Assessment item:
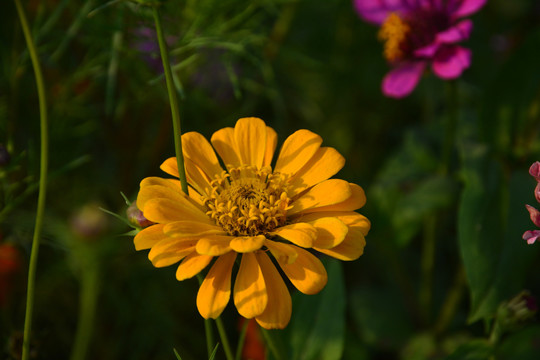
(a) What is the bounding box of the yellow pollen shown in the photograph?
[378,12,410,62]
[202,165,290,236]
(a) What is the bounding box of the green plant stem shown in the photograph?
[70,259,100,360]
[442,81,458,175]
[420,214,436,325]
[261,328,282,360]
[434,265,466,334]
[152,6,188,195]
[14,0,49,359]
[234,319,249,360]
[215,317,234,360]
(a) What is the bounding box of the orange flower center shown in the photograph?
[378,12,410,62]
[203,165,290,236]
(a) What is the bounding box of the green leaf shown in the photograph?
[444,340,493,360]
[496,325,540,360]
[467,170,540,321]
[458,144,506,322]
[173,348,182,360]
[288,258,345,360]
[392,175,458,245]
[208,343,219,360]
[349,287,413,349]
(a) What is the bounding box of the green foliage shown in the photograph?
[2,0,540,359]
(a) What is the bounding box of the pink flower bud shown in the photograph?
[127,201,153,228]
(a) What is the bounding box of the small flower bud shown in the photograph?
[127,201,153,228]
[497,291,537,331]
[0,144,10,167]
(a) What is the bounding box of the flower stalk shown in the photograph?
[13,0,49,359]
[216,317,234,360]
[152,5,189,195]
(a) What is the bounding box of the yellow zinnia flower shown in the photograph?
[134,117,370,329]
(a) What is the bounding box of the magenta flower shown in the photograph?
[353,0,486,98]
[523,161,540,245]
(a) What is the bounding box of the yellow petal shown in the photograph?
[149,245,196,268]
[289,147,345,194]
[314,228,366,261]
[176,253,214,281]
[142,197,211,224]
[254,251,292,329]
[184,157,213,196]
[269,223,317,248]
[148,237,199,257]
[196,235,233,256]
[263,126,277,167]
[277,246,328,295]
[140,176,182,190]
[160,157,180,177]
[305,183,366,213]
[163,221,225,237]
[182,131,223,178]
[197,251,237,319]
[234,252,268,318]
[307,217,348,249]
[230,235,266,253]
[211,127,241,169]
[296,211,371,236]
[264,240,298,265]
[137,182,184,211]
[134,224,167,250]
[274,129,322,176]
[234,117,267,168]
[288,179,351,215]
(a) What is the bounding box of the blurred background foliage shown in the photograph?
[1,0,540,359]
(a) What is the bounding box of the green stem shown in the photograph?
[152,6,188,195]
[420,214,436,325]
[215,317,234,360]
[260,328,282,360]
[442,81,458,175]
[434,265,466,334]
[70,260,100,360]
[14,0,49,359]
[234,319,249,360]
[105,11,123,118]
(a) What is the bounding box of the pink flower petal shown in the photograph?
[526,204,540,228]
[449,0,487,18]
[382,61,426,98]
[432,45,471,79]
[414,20,473,58]
[535,183,540,204]
[529,162,540,180]
[353,0,406,25]
[436,19,473,44]
[523,230,540,245]
[415,42,440,58]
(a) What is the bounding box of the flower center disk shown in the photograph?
[378,12,410,62]
[203,165,290,236]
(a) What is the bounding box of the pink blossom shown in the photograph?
[523,162,540,244]
[354,0,486,98]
